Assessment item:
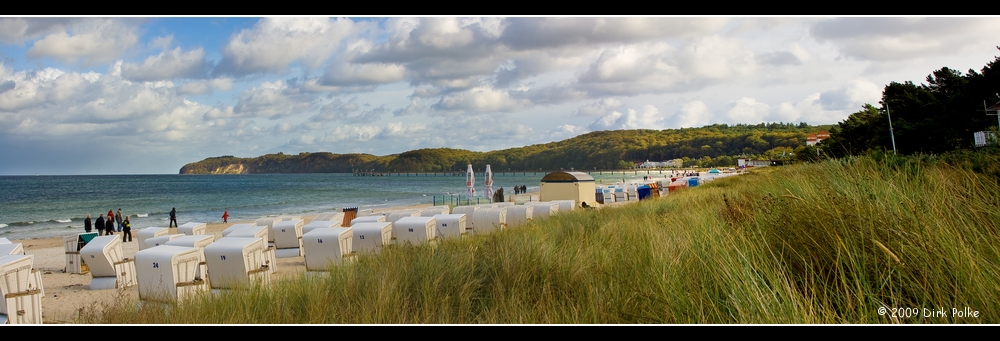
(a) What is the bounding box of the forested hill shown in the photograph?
[179,123,831,174]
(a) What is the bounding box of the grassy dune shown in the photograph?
[81,153,1000,324]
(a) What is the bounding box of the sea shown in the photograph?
[0,171,666,241]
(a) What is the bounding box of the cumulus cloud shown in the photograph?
[669,101,716,129]
[499,17,727,50]
[434,86,530,113]
[577,36,756,96]
[810,18,1000,62]
[816,79,882,111]
[321,62,406,86]
[121,47,210,81]
[312,100,388,124]
[26,19,138,66]
[232,80,316,119]
[725,97,771,123]
[575,98,624,117]
[586,105,664,131]
[0,18,76,44]
[216,17,361,76]
[176,78,233,96]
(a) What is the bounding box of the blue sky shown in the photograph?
[1,17,998,175]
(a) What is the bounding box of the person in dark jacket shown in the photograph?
[116,208,123,232]
[105,215,114,235]
[95,214,105,236]
[121,216,132,242]
[84,215,92,233]
[169,207,178,228]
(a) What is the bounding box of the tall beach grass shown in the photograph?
[79,153,1000,323]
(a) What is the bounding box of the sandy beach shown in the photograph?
[11,201,441,324]
[10,182,670,324]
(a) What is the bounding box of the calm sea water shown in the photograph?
[0,171,661,241]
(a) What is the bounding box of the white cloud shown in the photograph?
[670,101,716,128]
[810,18,1000,62]
[434,86,529,113]
[499,17,728,50]
[587,105,664,131]
[0,18,75,44]
[121,47,209,81]
[217,17,361,76]
[575,98,624,117]
[177,78,233,96]
[817,79,882,111]
[26,19,138,66]
[233,80,315,119]
[725,97,771,124]
[321,62,406,86]
[577,36,756,96]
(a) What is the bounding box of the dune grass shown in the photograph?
[78,152,1000,324]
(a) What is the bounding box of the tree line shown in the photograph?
[819,48,1000,159]
[179,122,830,174]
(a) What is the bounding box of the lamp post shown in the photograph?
[886,103,898,155]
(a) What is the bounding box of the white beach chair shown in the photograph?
[221,223,256,237]
[313,212,344,222]
[164,235,216,282]
[432,214,467,240]
[227,226,276,274]
[272,219,305,258]
[137,227,170,250]
[472,207,507,235]
[134,245,208,303]
[177,222,207,236]
[505,205,534,228]
[63,232,99,274]
[203,237,270,289]
[144,234,185,249]
[302,220,338,235]
[351,222,392,254]
[302,228,353,271]
[393,217,436,245]
[450,206,480,234]
[420,206,450,217]
[79,236,137,290]
[350,215,386,226]
[0,254,43,324]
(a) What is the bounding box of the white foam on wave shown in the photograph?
[56,219,72,223]
[0,224,7,229]
[136,213,148,218]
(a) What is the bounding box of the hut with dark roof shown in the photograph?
[539,171,596,206]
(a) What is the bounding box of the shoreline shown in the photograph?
[12,201,439,324]
[10,173,683,324]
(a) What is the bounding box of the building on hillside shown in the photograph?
[974,131,997,147]
[737,158,778,168]
[806,129,830,146]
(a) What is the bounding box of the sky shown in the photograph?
[1,16,998,175]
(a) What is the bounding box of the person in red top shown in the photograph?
[222,210,229,223]
[107,210,114,225]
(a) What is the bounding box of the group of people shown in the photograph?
[83,208,133,242]
[512,185,528,195]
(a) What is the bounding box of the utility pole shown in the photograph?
[886,103,897,155]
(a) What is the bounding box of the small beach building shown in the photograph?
[539,171,597,207]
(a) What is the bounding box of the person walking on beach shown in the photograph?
[108,209,114,227]
[121,216,132,242]
[105,215,115,235]
[169,207,178,228]
[222,210,229,223]
[84,215,93,233]
[95,214,105,236]
[115,208,123,232]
